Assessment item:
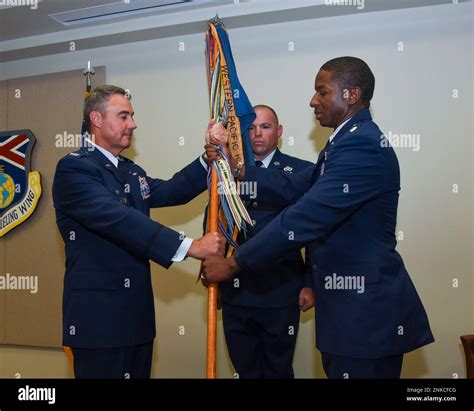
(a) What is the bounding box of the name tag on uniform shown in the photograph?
[138,176,151,200]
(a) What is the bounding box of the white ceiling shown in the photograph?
[0,0,471,62]
[0,0,232,41]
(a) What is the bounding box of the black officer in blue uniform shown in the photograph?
[203,57,434,378]
[53,85,223,378]
[219,105,314,378]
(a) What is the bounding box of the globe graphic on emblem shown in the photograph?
[0,173,15,209]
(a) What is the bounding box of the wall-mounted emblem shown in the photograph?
[0,130,42,237]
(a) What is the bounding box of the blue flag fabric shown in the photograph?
[214,22,255,167]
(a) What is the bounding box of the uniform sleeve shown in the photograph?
[303,248,313,288]
[146,157,208,208]
[53,156,182,268]
[240,164,314,208]
[235,137,386,273]
[297,161,315,288]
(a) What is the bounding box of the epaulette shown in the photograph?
[348,122,361,134]
[118,156,134,163]
[68,150,86,158]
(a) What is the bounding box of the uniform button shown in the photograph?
[312,265,317,271]
[120,198,128,205]
[115,189,120,194]
[252,202,258,208]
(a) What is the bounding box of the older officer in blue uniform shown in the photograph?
[53,85,223,378]
[203,57,434,378]
[219,105,314,378]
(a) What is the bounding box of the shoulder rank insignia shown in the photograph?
[283,166,293,172]
[119,156,133,164]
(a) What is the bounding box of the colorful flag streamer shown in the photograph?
[205,17,255,248]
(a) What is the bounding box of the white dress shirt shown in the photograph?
[328,117,352,144]
[257,148,276,168]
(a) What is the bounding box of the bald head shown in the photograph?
[253,105,279,125]
[249,105,283,161]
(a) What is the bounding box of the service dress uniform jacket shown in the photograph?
[235,109,434,359]
[53,147,207,348]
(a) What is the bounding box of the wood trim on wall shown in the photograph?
[0,80,7,344]
[2,67,105,348]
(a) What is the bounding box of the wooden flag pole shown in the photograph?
[206,166,219,378]
[205,18,251,379]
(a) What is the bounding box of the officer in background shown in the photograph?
[53,85,224,378]
[219,105,314,378]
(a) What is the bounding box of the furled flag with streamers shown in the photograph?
[205,17,255,249]
[203,17,256,378]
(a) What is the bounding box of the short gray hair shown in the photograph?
[83,85,131,124]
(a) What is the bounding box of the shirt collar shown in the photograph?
[86,138,119,168]
[328,117,352,143]
[257,148,277,169]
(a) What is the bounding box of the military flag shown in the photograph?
[204,17,255,378]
